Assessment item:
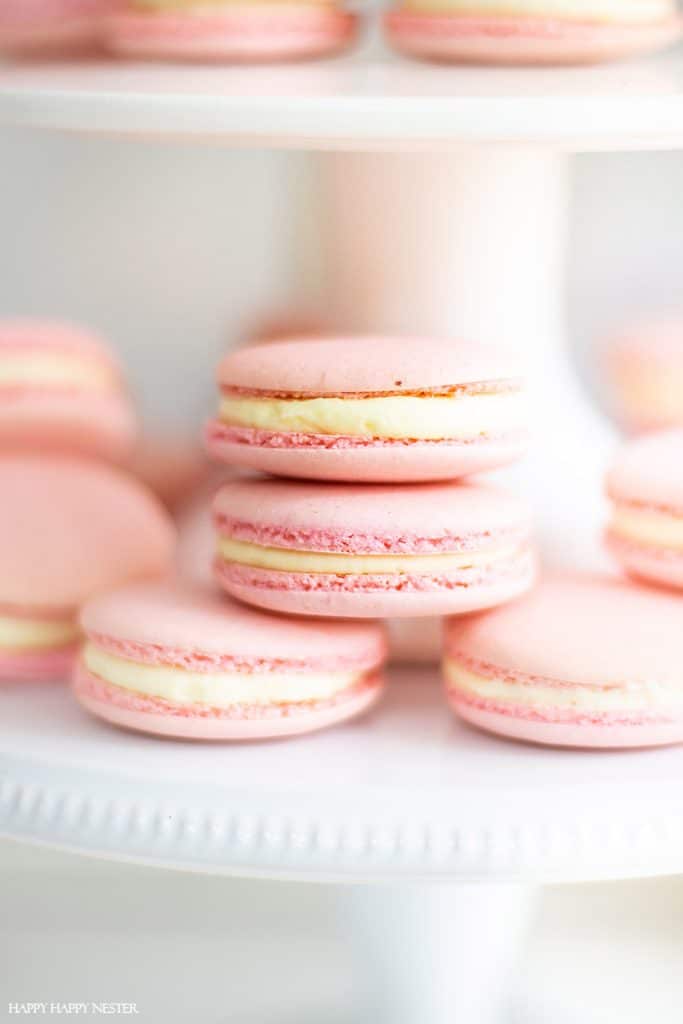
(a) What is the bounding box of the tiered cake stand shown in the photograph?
[3,43,683,1022]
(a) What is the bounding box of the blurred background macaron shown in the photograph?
[0,320,137,464]
[0,455,175,682]
[604,317,683,434]
[606,429,683,591]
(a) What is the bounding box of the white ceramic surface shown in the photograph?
[3,667,683,883]
[2,48,683,149]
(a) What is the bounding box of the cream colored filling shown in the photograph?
[84,643,361,707]
[610,505,683,552]
[615,369,683,422]
[444,659,683,711]
[0,355,115,392]
[220,390,525,443]
[0,614,78,652]
[218,536,519,574]
[399,0,674,22]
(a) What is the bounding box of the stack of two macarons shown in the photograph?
[0,320,176,684]
[440,429,683,751]
[75,334,538,741]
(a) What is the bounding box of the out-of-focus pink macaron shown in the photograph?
[0,455,175,682]
[213,476,536,618]
[105,0,358,62]
[606,429,683,590]
[0,0,110,55]
[74,581,387,740]
[604,318,683,434]
[445,574,683,748]
[207,336,528,483]
[0,321,137,463]
[384,0,682,65]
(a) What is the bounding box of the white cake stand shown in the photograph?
[3,45,683,1022]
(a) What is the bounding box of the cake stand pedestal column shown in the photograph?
[341,881,536,1024]
[319,148,616,569]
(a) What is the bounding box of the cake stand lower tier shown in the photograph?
[4,668,683,1021]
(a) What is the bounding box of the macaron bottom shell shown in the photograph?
[73,663,383,740]
[105,6,357,62]
[448,689,683,749]
[0,644,78,683]
[206,423,528,483]
[383,12,683,65]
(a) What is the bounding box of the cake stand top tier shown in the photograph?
[4,668,683,882]
[2,47,683,150]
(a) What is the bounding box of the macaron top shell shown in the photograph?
[0,456,175,613]
[214,477,532,552]
[82,582,386,668]
[447,575,683,688]
[217,337,520,395]
[607,429,683,511]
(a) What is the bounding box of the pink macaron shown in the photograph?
[606,429,683,590]
[0,0,110,55]
[604,318,683,434]
[213,476,536,618]
[445,574,683,748]
[105,2,357,62]
[0,455,175,682]
[206,336,528,483]
[73,582,387,740]
[384,5,682,65]
[0,321,137,463]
